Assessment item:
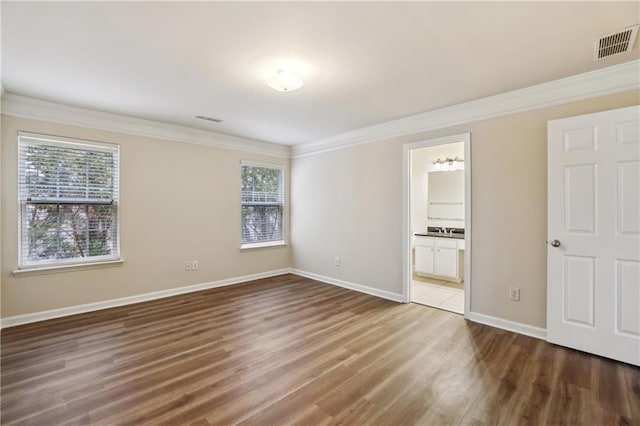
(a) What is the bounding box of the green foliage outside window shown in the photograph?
[241,165,283,244]
[19,136,119,266]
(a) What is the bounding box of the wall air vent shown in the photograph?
[593,25,639,60]
[195,115,223,123]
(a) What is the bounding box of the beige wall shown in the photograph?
[1,115,291,317]
[0,104,3,320]
[2,90,638,326]
[291,90,640,329]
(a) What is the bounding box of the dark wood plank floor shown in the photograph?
[1,274,638,425]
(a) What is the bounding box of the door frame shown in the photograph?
[402,133,472,317]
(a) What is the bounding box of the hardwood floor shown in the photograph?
[1,274,638,425]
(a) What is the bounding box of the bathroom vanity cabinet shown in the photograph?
[414,235,465,282]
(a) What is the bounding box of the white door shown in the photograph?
[547,105,640,366]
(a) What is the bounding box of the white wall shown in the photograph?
[291,90,639,328]
[410,142,464,232]
[291,142,403,294]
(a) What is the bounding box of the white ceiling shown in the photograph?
[2,2,639,146]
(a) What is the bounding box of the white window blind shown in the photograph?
[17,132,120,268]
[241,163,284,246]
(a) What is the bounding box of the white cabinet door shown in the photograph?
[435,247,458,278]
[415,245,434,275]
[548,105,640,366]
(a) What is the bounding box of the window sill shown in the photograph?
[240,241,287,251]
[13,259,124,277]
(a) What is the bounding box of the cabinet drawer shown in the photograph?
[414,236,435,247]
[435,238,458,249]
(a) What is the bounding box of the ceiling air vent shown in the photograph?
[195,115,223,123]
[593,25,639,60]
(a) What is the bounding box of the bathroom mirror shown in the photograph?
[427,170,464,221]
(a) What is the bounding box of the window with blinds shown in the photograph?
[17,132,120,268]
[241,162,284,247]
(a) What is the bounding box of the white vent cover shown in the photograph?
[195,115,223,123]
[593,25,639,60]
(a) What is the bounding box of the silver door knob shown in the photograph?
[550,239,561,247]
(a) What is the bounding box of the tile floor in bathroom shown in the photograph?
[411,274,464,314]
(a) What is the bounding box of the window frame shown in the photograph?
[16,131,121,270]
[240,161,286,250]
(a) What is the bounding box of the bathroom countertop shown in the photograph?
[414,232,465,239]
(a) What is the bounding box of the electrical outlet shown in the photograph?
[185,262,192,272]
[192,260,199,271]
[509,287,520,301]
[335,256,341,266]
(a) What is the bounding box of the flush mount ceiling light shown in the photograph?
[267,69,304,92]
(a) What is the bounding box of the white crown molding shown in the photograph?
[1,93,291,158]
[0,268,293,329]
[292,60,640,158]
[4,61,638,160]
[291,268,404,303]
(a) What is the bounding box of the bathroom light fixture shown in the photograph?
[267,69,304,92]
[433,157,464,171]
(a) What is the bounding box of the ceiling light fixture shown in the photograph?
[267,69,304,92]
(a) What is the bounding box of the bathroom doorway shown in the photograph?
[402,133,471,316]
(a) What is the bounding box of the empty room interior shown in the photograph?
[1,2,640,425]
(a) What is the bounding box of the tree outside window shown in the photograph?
[241,164,284,246]
[18,133,120,268]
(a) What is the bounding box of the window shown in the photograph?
[17,132,120,268]
[241,162,284,248]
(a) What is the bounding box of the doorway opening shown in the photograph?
[402,133,471,316]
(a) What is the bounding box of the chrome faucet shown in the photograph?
[440,226,447,234]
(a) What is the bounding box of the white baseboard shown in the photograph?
[466,311,547,340]
[291,269,404,303]
[1,267,546,344]
[0,268,292,329]
[287,271,547,342]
